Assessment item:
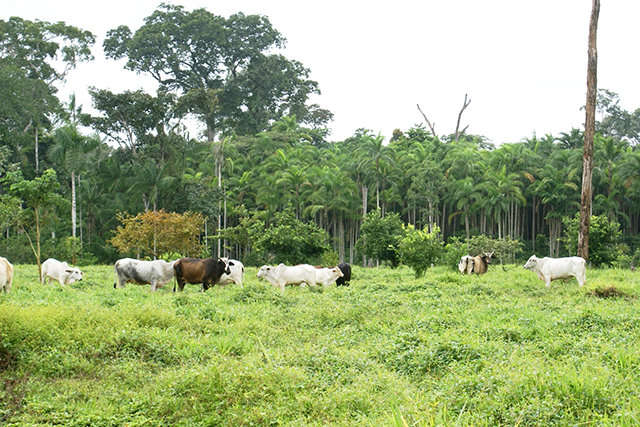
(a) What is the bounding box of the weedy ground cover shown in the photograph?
[1,264,639,425]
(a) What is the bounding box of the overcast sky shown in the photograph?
[4,1,640,144]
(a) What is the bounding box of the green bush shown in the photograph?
[563,213,623,267]
[398,225,443,277]
[254,207,329,264]
[357,209,404,267]
[441,236,469,270]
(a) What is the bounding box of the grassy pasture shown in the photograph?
[1,264,640,426]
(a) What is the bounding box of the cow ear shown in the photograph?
[65,269,73,273]
[229,261,235,266]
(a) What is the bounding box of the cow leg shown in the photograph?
[545,278,551,288]
[150,281,157,292]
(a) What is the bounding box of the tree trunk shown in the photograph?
[464,207,470,241]
[35,125,39,172]
[578,0,600,261]
[71,170,77,265]
[71,171,77,238]
[36,208,42,282]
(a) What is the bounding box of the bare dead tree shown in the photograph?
[454,94,471,142]
[416,103,437,137]
[578,0,600,261]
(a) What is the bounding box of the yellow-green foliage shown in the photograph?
[1,264,640,425]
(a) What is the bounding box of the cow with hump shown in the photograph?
[524,255,586,288]
[314,266,344,286]
[218,257,245,288]
[257,263,317,293]
[41,258,83,285]
[114,258,176,291]
[0,256,13,293]
[173,257,231,292]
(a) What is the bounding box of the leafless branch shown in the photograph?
[454,94,471,142]
[416,103,436,137]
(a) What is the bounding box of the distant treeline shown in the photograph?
[1,8,639,265]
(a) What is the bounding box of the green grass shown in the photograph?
[1,264,640,425]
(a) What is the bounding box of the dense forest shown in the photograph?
[2,4,640,267]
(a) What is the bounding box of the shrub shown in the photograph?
[254,207,329,264]
[357,209,404,267]
[398,225,443,278]
[563,213,623,267]
[441,236,469,270]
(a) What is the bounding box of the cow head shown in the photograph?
[218,257,231,276]
[65,268,83,284]
[483,252,494,264]
[257,265,270,278]
[330,267,344,278]
[523,255,538,270]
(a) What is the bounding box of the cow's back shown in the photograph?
[42,258,65,275]
[543,256,586,277]
[280,264,315,286]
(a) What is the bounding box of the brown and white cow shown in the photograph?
[470,252,493,275]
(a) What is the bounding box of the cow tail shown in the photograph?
[173,261,181,292]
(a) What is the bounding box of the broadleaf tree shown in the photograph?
[109,210,205,259]
[103,4,330,140]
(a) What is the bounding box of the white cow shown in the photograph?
[257,263,316,293]
[458,255,474,274]
[314,266,344,286]
[114,258,176,291]
[523,255,587,288]
[218,257,245,287]
[0,257,13,293]
[41,258,83,285]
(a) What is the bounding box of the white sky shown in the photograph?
[4,1,639,144]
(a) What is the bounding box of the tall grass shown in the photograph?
[1,264,639,425]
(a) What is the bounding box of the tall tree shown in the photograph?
[0,17,94,172]
[578,0,600,261]
[48,124,100,261]
[103,4,329,141]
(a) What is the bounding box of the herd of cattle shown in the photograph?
[0,251,587,294]
[0,255,353,294]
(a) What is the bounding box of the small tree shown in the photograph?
[398,224,443,278]
[358,209,404,267]
[110,210,205,259]
[254,208,329,265]
[4,169,61,281]
[564,213,621,267]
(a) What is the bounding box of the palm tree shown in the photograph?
[48,124,100,262]
[126,158,173,212]
[452,177,476,241]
